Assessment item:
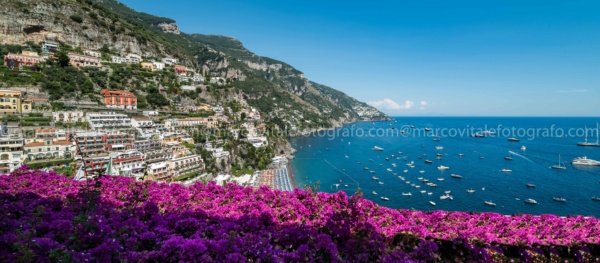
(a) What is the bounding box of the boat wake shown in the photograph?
[508,151,534,164]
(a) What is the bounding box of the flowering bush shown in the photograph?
[0,166,598,262]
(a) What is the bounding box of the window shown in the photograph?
[56,147,59,150]
[27,149,31,153]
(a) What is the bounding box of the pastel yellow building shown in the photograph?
[0,90,24,115]
[141,62,156,71]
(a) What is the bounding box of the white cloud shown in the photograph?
[420,101,428,110]
[368,99,414,110]
[553,89,588,93]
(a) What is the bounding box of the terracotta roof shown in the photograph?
[36,128,56,133]
[52,140,73,145]
[24,142,44,147]
[101,89,135,97]
[24,98,49,102]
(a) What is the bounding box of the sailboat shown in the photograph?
[577,123,600,147]
[550,154,567,170]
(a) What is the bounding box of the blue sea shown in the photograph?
[290,117,600,217]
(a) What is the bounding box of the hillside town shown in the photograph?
[1,42,293,191]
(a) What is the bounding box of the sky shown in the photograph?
[119,0,600,116]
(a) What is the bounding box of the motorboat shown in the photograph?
[432,137,441,142]
[424,127,432,132]
[501,169,512,173]
[437,178,444,181]
[484,201,496,206]
[444,190,451,194]
[526,183,535,188]
[425,160,433,164]
[364,167,369,170]
[428,183,437,187]
[504,156,513,160]
[472,133,485,138]
[417,177,424,180]
[372,191,377,195]
[524,199,538,204]
[386,168,393,172]
[521,146,526,151]
[370,171,376,174]
[550,154,566,170]
[422,179,429,183]
[380,197,390,201]
[507,137,520,142]
[483,130,496,135]
[572,156,600,166]
[429,201,436,206]
[458,153,464,157]
[372,176,379,180]
[419,170,425,174]
[435,146,444,150]
[450,174,462,178]
[440,195,449,200]
[552,197,566,202]
[372,146,384,151]
[436,157,442,160]
[420,190,426,194]
[379,182,384,185]
[466,189,475,193]
[592,197,600,201]
[402,192,412,196]
[437,165,450,170]
[415,185,421,188]
[428,192,433,195]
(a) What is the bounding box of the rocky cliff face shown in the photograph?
[158,22,180,35]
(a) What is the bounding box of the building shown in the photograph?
[142,110,159,117]
[22,98,49,112]
[0,135,24,174]
[110,150,145,179]
[131,117,154,128]
[152,62,165,71]
[85,112,132,131]
[74,132,106,156]
[68,53,102,68]
[41,41,59,57]
[78,155,110,175]
[24,140,73,161]
[169,155,204,179]
[164,117,218,130]
[126,53,142,64]
[147,161,170,182]
[0,90,24,115]
[84,50,101,58]
[4,51,44,68]
[181,85,196,91]
[141,62,156,71]
[111,55,126,64]
[104,132,135,151]
[101,89,137,110]
[174,65,187,75]
[161,57,178,65]
[134,139,161,152]
[53,111,85,123]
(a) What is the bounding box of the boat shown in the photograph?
[402,192,412,196]
[410,125,415,129]
[526,183,535,188]
[370,171,376,174]
[344,185,349,188]
[507,137,520,142]
[415,185,421,189]
[364,167,369,170]
[420,190,426,194]
[372,191,377,195]
[444,190,451,194]
[381,197,389,201]
[472,133,485,138]
[424,128,432,132]
[437,178,444,181]
[483,130,496,135]
[521,146,526,151]
[450,174,462,178]
[504,156,513,160]
[419,170,425,174]
[432,137,441,142]
[439,195,449,200]
[422,179,429,183]
[385,158,389,161]
[372,146,384,151]
[437,165,450,170]
[325,148,329,151]
[428,192,433,195]
[550,154,567,170]
[466,189,475,193]
[572,156,600,166]
[552,197,566,202]
[458,153,464,157]
[417,177,424,180]
[501,169,512,173]
[577,123,600,147]
[424,160,433,164]
[524,199,538,204]
[386,168,393,172]
[357,162,362,164]
[435,146,444,150]
[479,156,485,159]
[592,197,600,201]
[428,183,437,187]
[379,182,384,185]
[484,201,496,206]
[391,163,397,167]
[436,156,442,160]
[429,201,436,206]
[372,176,379,180]
[406,181,410,184]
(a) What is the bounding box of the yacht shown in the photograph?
[420,190,426,194]
[577,123,600,147]
[592,197,600,201]
[444,190,451,194]
[379,182,384,185]
[466,189,475,193]
[552,197,566,202]
[501,169,512,173]
[484,201,496,206]
[572,156,600,166]
[472,133,485,138]
[372,191,377,195]
[424,160,433,164]
[419,170,425,174]
[437,165,450,170]
[435,146,444,150]
[380,197,390,201]
[440,195,449,200]
[450,174,462,178]
[424,127,432,132]
[402,192,412,196]
[428,192,433,195]
[372,146,384,151]
[429,201,436,206]
[372,176,379,180]
[507,137,520,142]
[386,168,393,172]
[550,154,567,170]
[526,183,535,188]
[364,167,369,170]
[504,156,513,160]
[524,199,538,204]
[437,178,445,181]
[458,153,464,157]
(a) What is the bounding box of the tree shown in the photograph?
[56,51,70,67]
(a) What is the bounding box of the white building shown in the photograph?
[161,57,178,65]
[181,85,196,91]
[0,135,24,174]
[169,154,204,179]
[84,50,101,58]
[126,53,142,64]
[53,111,85,123]
[111,55,126,64]
[142,110,159,117]
[152,62,165,71]
[148,161,170,182]
[86,112,132,131]
[192,75,204,83]
[131,117,154,128]
[110,150,146,179]
[24,140,74,161]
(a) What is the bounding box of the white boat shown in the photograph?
[415,185,421,189]
[391,163,397,167]
[428,192,433,195]
[521,146,526,151]
[501,169,512,173]
[381,197,390,201]
[417,177,424,180]
[386,168,393,172]
[440,195,449,200]
[435,146,444,150]
[372,176,379,180]
[524,198,538,204]
[507,137,520,142]
[484,201,496,206]
[437,165,450,170]
[411,183,415,187]
[444,190,451,194]
[372,191,377,195]
[577,123,600,147]
[379,182,384,185]
[572,156,600,166]
[437,178,445,181]
[550,154,566,170]
[372,146,384,151]
[402,192,412,196]
[429,201,436,206]
[420,190,426,194]
[466,189,475,193]
[552,197,566,202]
[419,170,425,174]
[458,153,464,157]
[403,170,408,173]
[450,174,462,178]
[428,183,437,187]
